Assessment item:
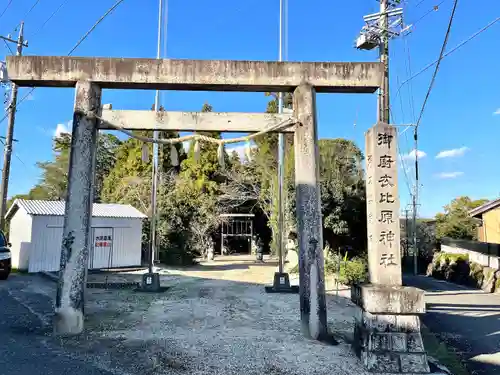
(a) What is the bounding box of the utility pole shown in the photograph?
[150,0,163,273]
[379,0,390,123]
[265,0,297,294]
[356,1,405,123]
[277,0,285,273]
[404,208,409,252]
[412,129,419,275]
[0,23,27,231]
[141,0,165,292]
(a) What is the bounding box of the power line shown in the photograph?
[68,0,126,55]
[30,0,72,39]
[389,106,414,196]
[0,0,127,126]
[415,0,458,128]
[0,138,26,168]
[9,0,43,35]
[2,39,14,55]
[397,15,499,107]
[22,0,42,20]
[410,0,446,29]
[0,0,14,21]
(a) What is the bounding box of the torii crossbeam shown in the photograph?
[6,55,383,338]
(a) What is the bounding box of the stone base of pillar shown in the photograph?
[264,272,299,294]
[53,307,84,336]
[351,284,430,374]
[139,272,163,292]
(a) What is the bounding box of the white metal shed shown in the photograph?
[6,199,147,273]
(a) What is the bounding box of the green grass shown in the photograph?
[421,324,470,375]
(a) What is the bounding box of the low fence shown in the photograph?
[440,237,500,269]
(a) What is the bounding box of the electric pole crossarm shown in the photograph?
[0,35,28,47]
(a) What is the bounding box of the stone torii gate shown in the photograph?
[6,56,383,340]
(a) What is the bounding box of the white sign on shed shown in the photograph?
[6,199,147,273]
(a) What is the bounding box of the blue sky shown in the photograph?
[0,0,499,218]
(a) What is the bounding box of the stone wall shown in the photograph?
[426,252,500,293]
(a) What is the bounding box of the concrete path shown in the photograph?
[0,275,117,375]
[404,275,500,375]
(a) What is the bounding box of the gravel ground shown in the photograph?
[67,256,361,375]
[8,257,364,375]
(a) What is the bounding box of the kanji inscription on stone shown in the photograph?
[379,253,397,267]
[365,122,402,286]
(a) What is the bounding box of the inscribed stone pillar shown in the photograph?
[293,84,328,340]
[54,81,101,336]
[365,122,402,286]
[351,122,429,374]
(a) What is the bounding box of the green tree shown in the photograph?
[101,105,183,205]
[319,139,366,255]
[246,92,295,253]
[31,132,121,201]
[180,103,226,194]
[435,196,488,240]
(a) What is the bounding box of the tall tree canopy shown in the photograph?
[11,95,372,265]
[319,139,366,255]
[435,196,488,240]
[180,103,225,194]
[28,132,121,202]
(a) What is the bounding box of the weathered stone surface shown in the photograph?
[391,333,407,352]
[396,315,421,333]
[6,55,383,93]
[293,84,327,340]
[495,270,500,293]
[365,123,402,286]
[54,81,101,336]
[481,266,496,293]
[400,353,430,373]
[352,284,426,314]
[353,308,430,373]
[367,353,400,372]
[407,333,425,353]
[370,333,391,351]
[100,109,296,133]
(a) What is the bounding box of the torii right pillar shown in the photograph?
[352,122,430,374]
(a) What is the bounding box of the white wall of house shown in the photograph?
[9,209,143,273]
[8,207,33,270]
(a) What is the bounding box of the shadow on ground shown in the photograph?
[9,272,362,375]
[405,274,500,375]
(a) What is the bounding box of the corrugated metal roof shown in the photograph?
[11,199,147,219]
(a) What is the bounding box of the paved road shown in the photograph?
[405,275,500,375]
[0,275,117,375]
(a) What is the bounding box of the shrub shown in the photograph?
[339,257,367,286]
[325,251,342,275]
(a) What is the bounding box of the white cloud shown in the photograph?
[493,108,500,115]
[435,146,469,159]
[54,120,72,137]
[436,171,464,179]
[401,149,426,160]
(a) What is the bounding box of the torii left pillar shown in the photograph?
[54,81,101,335]
[293,84,329,341]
